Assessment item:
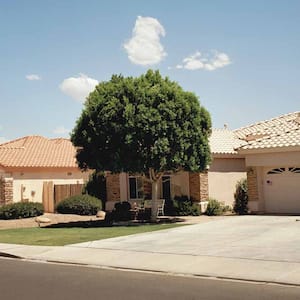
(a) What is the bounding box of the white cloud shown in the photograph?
[26,74,41,80]
[124,16,167,66]
[59,73,98,103]
[53,126,70,135]
[175,51,231,71]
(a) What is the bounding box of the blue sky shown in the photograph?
[0,0,299,142]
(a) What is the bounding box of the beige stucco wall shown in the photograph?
[10,169,89,203]
[245,151,300,167]
[208,158,246,206]
[170,171,190,198]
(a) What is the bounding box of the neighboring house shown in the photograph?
[106,111,300,214]
[0,136,89,211]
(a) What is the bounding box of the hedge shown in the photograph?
[0,202,44,220]
[55,194,102,215]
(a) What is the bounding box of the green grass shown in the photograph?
[0,224,185,246]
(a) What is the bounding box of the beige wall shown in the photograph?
[10,169,89,203]
[170,171,190,198]
[208,158,246,206]
[245,151,300,167]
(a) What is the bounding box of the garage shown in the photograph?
[264,167,300,214]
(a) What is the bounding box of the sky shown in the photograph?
[0,0,299,142]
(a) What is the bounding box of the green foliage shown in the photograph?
[56,194,102,215]
[71,70,211,175]
[82,171,107,208]
[205,198,226,216]
[173,195,200,216]
[233,179,248,214]
[0,202,44,220]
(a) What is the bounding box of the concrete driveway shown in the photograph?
[73,215,300,263]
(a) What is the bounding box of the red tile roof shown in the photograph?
[0,136,78,168]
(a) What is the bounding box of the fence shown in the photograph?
[43,182,84,212]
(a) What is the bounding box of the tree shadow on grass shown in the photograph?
[43,216,184,229]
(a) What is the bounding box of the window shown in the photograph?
[288,167,300,174]
[267,168,285,174]
[129,176,144,199]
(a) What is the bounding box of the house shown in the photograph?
[0,136,89,212]
[105,111,300,214]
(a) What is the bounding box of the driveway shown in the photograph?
[73,215,300,263]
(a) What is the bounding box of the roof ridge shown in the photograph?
[0,135,47,148]
[233,111,300,133]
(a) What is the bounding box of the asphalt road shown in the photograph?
[0,258,299,300]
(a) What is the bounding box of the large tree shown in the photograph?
[71,70,211,221]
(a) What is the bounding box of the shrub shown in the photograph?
[0,202,44,220]
[56,194,102,215]
[205,198,224,216]
[111,201,132,222]
[173,196,201,216]
[233,179,248,214]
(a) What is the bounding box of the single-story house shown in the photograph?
[106,111,300,214]
[0,136,89,212]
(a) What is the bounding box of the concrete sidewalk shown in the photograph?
[0,216,300,286]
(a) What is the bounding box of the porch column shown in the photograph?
[246,167,259,212]
[106,173,120,210]
[189,171,209,212]
[0,177,13,205]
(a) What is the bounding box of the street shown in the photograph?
[0,258,299,300]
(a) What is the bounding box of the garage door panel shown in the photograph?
[264,167,300,214]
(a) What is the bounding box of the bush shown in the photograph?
[111,201,132,222]
[56,194,102,215]
[205,198,224,216]
[173,196,201,216]
[233,179,248,214]
[0,202,44,220]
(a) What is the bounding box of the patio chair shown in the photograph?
[143,199,165,216]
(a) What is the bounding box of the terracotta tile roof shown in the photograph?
[240,127,300,150]
[0,136,78,168]
[212,112,300,153]
[234,111,300,140]
[210,128,247,154]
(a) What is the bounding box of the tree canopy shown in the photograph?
[71,70,211,176]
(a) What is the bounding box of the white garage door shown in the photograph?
[264,167,300,214]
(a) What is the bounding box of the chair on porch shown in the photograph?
[143,199,165,216]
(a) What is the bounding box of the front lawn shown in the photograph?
[0,223,185,246]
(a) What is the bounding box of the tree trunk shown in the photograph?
[151,179,159,222]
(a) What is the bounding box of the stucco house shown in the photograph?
[0,136,89,212]
[106,111,300,214]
